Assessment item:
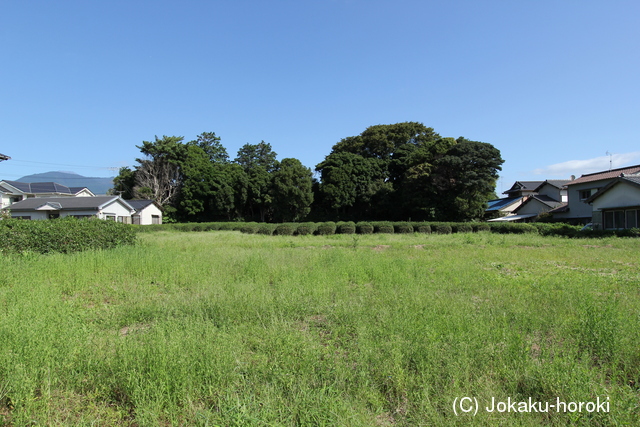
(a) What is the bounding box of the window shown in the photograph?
[152,215,160,225]
[580,189,592,200]
[626,210,638,229]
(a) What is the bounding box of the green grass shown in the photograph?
[0,231,639,425]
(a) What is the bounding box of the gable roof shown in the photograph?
[0,180,94,196]
[566,164,640,186]
[512,195,564,214]
[533,180,570,191]
[585,175,640,203]
[7,196,134,212]
[127,199,157,211]
[503,181,544,195]
[0,154,9,161]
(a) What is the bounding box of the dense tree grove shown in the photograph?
[112,123,503,222]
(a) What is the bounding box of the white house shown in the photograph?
[6,196,135,222]
[585,175,640,229]
[554,164,640,224]
[127,200,163,225]
[0,180,95,209]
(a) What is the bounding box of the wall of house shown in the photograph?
[565,180,608,220]
[134,204,163,225]
[537,185,567,203]
[516,199,550,216]
[95,201,134,222]
[592,183,640,211]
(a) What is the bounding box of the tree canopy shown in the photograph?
[112,123,502,222]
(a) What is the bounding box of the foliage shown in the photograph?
[295,222,317,235]
[374,221,394,233]
[393,222,413,233]
[433,224,452,234]
[356,222,374,234]
[0,218,136,254]
[337,221,356,234]
[274,224,296,236]
[271,158,314,222]
[316,222,336,235]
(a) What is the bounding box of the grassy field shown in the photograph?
[0,231,638,426]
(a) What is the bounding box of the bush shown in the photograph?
[433,224,452,234]
[274,224,295,236]
[295,223,317,235]
[374,222,394,234]
[394,222,414,234]
[240,223,259,234]
[453,223,473,233]
[474,223,491,232]
[316,222,337,235]
[489,223,538,234]
[256,224,275,235]
[356,222,374,234]
[414,223,431,234]
[0,217,136,254]
[337,221,356,234]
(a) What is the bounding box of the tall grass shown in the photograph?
[0,231,638,425]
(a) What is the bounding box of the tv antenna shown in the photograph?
[606,151,613,171]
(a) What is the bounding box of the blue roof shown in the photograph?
[486,197,522,211]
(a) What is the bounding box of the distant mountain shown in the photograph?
[15,171,115,195]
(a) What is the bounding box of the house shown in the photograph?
[487,180,568,222]
[0,180,95,209]
[553,164,640,224]
[127,200,163,225]
[6,196,135,222]
[485,181,544,218]
[585,175,640,229]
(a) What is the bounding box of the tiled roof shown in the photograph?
[8,196,132,211]
[534,180,570,191]
[549,203,569,213]
[127,199,156,212]
[503,181,544,194]
[0,153,10,161]
[566,165,640,186]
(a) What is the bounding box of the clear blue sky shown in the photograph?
[2,0,639,194]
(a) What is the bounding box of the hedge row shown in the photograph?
[0,217,137,254]
[134,221,640,238]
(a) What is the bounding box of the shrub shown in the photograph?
[433,224,452,234]
[295,223,317,235]
[374,221,394,234]
[474,223,490,232]
[394,222,414,234]
[356,222,374,234]
[256,224,275,235]
[337,221,356,234]
[453,223,473,233]
[240,223,259,234]
[316,222,337,235]
[274,224,295,236]
[414,223,431,233]
[0,217,136,254]
[489,223,538,234]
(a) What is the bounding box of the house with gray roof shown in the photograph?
[0,180,94,209]
[487,180,568,222]
[552,164,640,224]
[127,200,163,225]
[584,175,640,229]
[6,196,135,222]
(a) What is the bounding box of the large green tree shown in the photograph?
[271,158,314,222]
[316,123,503,221]
[234,141,279,221]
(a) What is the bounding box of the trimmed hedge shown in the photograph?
[316,222,337,235]
[274,224,296,236]
[295,222,317,235]
[356,222,374,234]
[0,217,136,254]
[337,221,356,234]
[393,222,414,234]
[131,221,640,239]
[374,222,394,234]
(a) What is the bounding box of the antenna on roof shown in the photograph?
[606,151,612,171]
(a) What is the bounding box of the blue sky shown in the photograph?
[2,0,639,194]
